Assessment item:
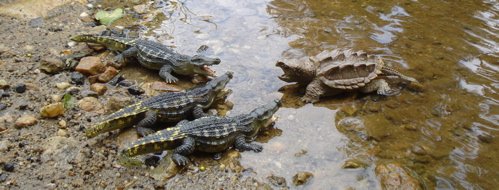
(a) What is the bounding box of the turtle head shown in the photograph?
[188,55,221,77]
[276,58,315,83]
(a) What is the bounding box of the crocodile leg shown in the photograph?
[135,110,157,137]
[302,79,326,103]
[172,137,195,166]
[235,134,263,152]
[192,104,210,119]
[159,65,179,83]
[361,79,399,96]
[115,46,138,63]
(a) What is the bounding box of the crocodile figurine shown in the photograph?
[71,34,221,83]
[121,100,281,166]
[276,49,421,103]
[85,72,234,138]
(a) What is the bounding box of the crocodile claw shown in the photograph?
[249,144,263,152]
[164,76,179,84]
[172,154,190,166]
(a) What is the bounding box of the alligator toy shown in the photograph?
[85,72,233,138]
[71,34,221,83]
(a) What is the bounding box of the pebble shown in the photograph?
[90,83,107,95]
[3,163,15,172]
[80,90,98,97]
[15,115,38,128]
[67,41,77,47]
[58,120,67,128]
[0,79,8,89]
[0,173,7,182]
[51,94,62,102]
[0,140,9,152]
[40,103,65,118]
[78,97,103,112]
[40,57,65,74]
[98,67,119,82]
[66,87,81,96]
[342,159,367,169]
[57,129,69,137]
[14,83,26,93]
[70,72,85,85]
[267,174,287,187]
[55,82,71,90]
[127,86,144,95]
[75,56,105,76]
[292,171,313,186]
[0,103,7,110]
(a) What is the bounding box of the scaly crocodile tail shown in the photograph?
[85,103,148,138]
[122,127,186,157]
[71,34,136,51]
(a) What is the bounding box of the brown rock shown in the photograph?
[0,114,14,131]
[98,67,119,82]
[292,171,313,186]
[75,56,105,75]
[15,115,38,128]
[375,162,421,190]
[90,83,107,95]
[87,75,100,84]
[78,97,104,113]
[40,57,65,74]
[40,103,65,118]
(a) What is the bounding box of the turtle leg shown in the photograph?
[301,79,326,103]
[135,110,157,137]
[159,65,179,83]
[234,134,262,152]
[361,79,399,96]
[172,137,195,166]
[192,104,210,119]
[115,46,138,63]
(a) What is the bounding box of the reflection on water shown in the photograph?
[151,0,498,189]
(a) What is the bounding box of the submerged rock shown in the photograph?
[15,115,38,128]
[267,174,287,187]
[342,159,367,169]
[292,171,313,186]
[375,162,421,190]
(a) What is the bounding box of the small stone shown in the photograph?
[66,87,81,96]
[127,86,144,95]
[78,97,103,112]
[0,140,9,152]
[292,171,313,186]
[81,90,98,97]
[0,79,8,89]
[411,145,428,155]
[90,83,107,95]
[51,94,62,102]
[294,149,308,157]
[375,162,420,190]
[0,103,7,110]
[15,115,38,128]
[98,67,119,82]
[79,12,94,22]
[3,163,14,172]
[80,12,89,17]
[55,82,71,90]
[342,159,367,169]
[478,134,493,144]
[87,75,100,84]
[67,41,77,47]
[0,173,7,182]
[133,4,149,14]
[106,94,133,112]
[267,174,287,187]
[75,56,105,76]
[40,57,65,74]
[70,72,86,85]
[58,120,67,128]
[40,103,65,118]
[86,4,94,8]
[57,129,69,137]
[14,83,26,93]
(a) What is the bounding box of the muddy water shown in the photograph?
[134,0,499,189]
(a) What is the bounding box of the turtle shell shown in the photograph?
[314,49,384,90]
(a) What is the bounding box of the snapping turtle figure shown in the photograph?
[276,49,420,103]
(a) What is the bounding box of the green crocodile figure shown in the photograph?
[121,100,281,166]
[71,34,221,83]
[85,72,234,138]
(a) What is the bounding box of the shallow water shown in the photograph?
[141,0,499,189]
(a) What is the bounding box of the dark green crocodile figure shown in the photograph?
[85,72,234,138]
[121,100,281,166]
[71,34,221,83]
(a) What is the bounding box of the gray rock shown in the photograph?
[267,174,287,187]
[0,140,9,152]
[40,57,65,74]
